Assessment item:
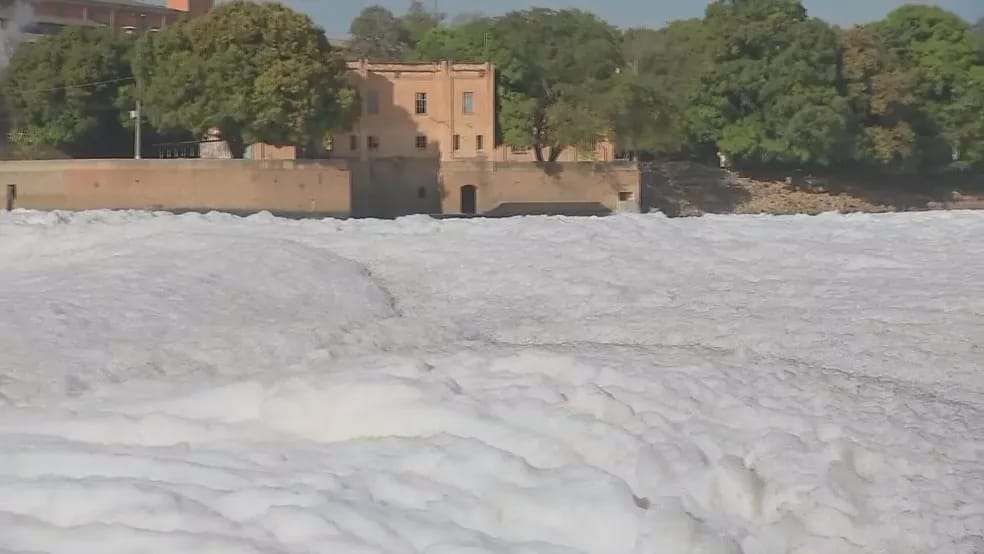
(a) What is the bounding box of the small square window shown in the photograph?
[618,191,634,201]
[349,134,358,151]
[453,134,461,151]
[476,135,484,151]
[417,187,426,199]
[415,92,427,115]
[367,136,379,150]
[366,90,379,115]
[415,135,427,149]
[462,92,474,114]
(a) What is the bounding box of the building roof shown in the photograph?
[34,14,105,27]
[41,0,179,13]
[345,59,493,73]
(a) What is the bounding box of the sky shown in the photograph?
[278,0,984,38]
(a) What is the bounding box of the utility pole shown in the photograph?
[132,100,142,159]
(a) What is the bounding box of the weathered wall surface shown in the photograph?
[0,159,352,217]
[339,61,496,162]
[349,158,443,218]
[347,159,641,218]
[0,158,644,218]
[440,161,640,215]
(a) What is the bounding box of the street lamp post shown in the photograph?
[130,100,142,159]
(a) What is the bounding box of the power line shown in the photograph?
[0,103,132,122]
[5,76,136,95]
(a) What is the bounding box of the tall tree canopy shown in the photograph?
[348,5,410,60]
[972,17,984,52]
[401,0,444,51]
[134,0,356,158]
[348,2,444,60]
[685,0,850,167]
[2,27,133,157]
[413,16,492,62]
[975,19,984,65]
[487,9,623,161]
[617,20,710,156]
[614,1,984,169]
[872,5,984,166]
[840,25,921,166]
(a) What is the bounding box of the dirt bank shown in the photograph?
[643,161,984,216]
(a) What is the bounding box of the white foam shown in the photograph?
[0,209,981,553]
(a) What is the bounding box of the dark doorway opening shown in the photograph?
[5,184,15,211]
[460,184,477,214]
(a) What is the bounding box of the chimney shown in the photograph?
[166,0,214,17]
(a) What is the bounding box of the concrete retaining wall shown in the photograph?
[0,159,352,217]
[0,158,643,218]
[440,161,640,215]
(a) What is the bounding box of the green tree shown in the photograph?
[133,0,356,158]
[618,20,710,156]
[975,17,984,60]
[2,27,134,157]
[971,17,984,54]
[950,63,984,164]
[413,16,492,62]
[349,5,411,60]
[688,0,850,167]
[604,71,670,158]
[487,9,623,161]
[873,5,984,166]
[401,0,444,51]
[840,25,921,166]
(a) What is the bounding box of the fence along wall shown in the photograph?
[0,159,352,217]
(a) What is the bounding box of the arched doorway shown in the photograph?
[460,184,477,215]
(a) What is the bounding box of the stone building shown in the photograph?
[0,0,212,38]
[325,60,636,218]
[335,60,495,162]
[332,60,616,163]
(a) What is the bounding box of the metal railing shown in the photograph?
[152,139,225,159]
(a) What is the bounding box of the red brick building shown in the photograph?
[0,0,212,37]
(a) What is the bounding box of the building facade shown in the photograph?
[333,60,616,163]
[0,0,212,38]
[336,60,496,162]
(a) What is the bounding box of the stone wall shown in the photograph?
[0,158,644,218]
[440,161,640,215]
[0,159,352,217]
[349,157,443,218]
[347,159,641,218]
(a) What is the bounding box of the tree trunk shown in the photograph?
[548,145,563,162]
[225,134,246,159]
[533,109,549,163]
